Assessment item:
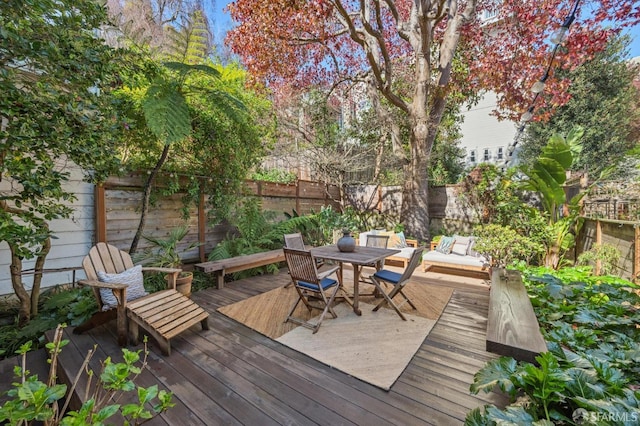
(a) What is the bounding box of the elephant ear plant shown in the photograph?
[466,268,640,425]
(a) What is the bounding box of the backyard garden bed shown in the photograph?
[467,267,640,425]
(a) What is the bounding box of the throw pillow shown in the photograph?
[468,239,480,257]
[97,265,148,311]
[435,236,456,254]
[451,235,471,256]
[391,231,408,248]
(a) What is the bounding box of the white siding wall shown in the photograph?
[460,92,518,168]
[0,163,94,296]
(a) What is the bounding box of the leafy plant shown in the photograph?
[250,168,297,184]
[1,0,123,325]
[577,243,622,276]
[0,287,97,359]
[517,128,585,269]
[0,325,174,425]
[472,224,545,268]
[467,268,640,425]
[135,224,200,271]
[207,198,321,281]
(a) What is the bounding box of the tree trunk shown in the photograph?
[30,233,51,318]
[130,144,171,254]
[9,245,30,326]
[398,3,476,242]
[401,114,432,241]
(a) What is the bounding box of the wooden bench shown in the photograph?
[486,269,547,364]
[194,249,286,289]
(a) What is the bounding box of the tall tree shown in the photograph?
[519,34,640,175]
[226,0,640,240]
[0,0,123,324]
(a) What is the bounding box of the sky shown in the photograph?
[209,2,640,59]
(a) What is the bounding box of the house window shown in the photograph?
[482,9,499,22]
[470,150,476,163]
[497,147,503,160]
[483,149,490,161]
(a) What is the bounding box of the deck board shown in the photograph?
[37,266,508,425]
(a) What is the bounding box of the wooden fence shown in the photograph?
[97,174,341,263]
[576,218,640,282]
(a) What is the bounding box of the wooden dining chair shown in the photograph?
[75,242,209,355]
[369,247,424,320]
[284,233,306,250]
[359,233,391,289]
[365,234,390,248]
[283,247,342,333]
[283,233,324,289]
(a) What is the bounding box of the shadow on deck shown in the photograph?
[6,267,509,425]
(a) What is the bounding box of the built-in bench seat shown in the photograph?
[195,249,285,289]
[486,269,547,364]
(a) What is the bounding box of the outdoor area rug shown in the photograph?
[217,280,453,390]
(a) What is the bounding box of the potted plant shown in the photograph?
[136,225,201,297]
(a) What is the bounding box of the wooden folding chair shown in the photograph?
[75,242,209,355]
[369,248,424,320]
[365,234,390,248]
[284,233,306,250]
[283,247,341,333]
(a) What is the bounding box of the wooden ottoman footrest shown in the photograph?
[126,289,209,355]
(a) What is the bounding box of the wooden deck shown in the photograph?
[30,267,507,425]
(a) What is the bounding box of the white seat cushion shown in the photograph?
[422,250,488,268]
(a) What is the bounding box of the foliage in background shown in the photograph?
[472,224,545,268]
[0,326,174,424]
[457,164,519,225]
[519,34,640,176]
[207,198,321,280]
[121,59,253,254]
[0,287,97,359]
[428,106,467,186]
[577,243,622,277]
[0,0,125,325]
[467,267,640,425]
[249,168,297,184]
[227,0,640,242]
[517,128,584,269]
[134,224,200,271]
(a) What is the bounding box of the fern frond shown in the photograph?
[163,62,221,80]
[142,82,190,144]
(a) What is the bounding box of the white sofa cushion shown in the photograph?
[391,246,416,260]
[422,250,489,268]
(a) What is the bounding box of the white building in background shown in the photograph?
[459,92,518,169]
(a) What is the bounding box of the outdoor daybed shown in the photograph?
[422,235,490,278]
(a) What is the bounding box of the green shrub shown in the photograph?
[0,287,97,359]
[472,224,545,268]
[577,243,622,276]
